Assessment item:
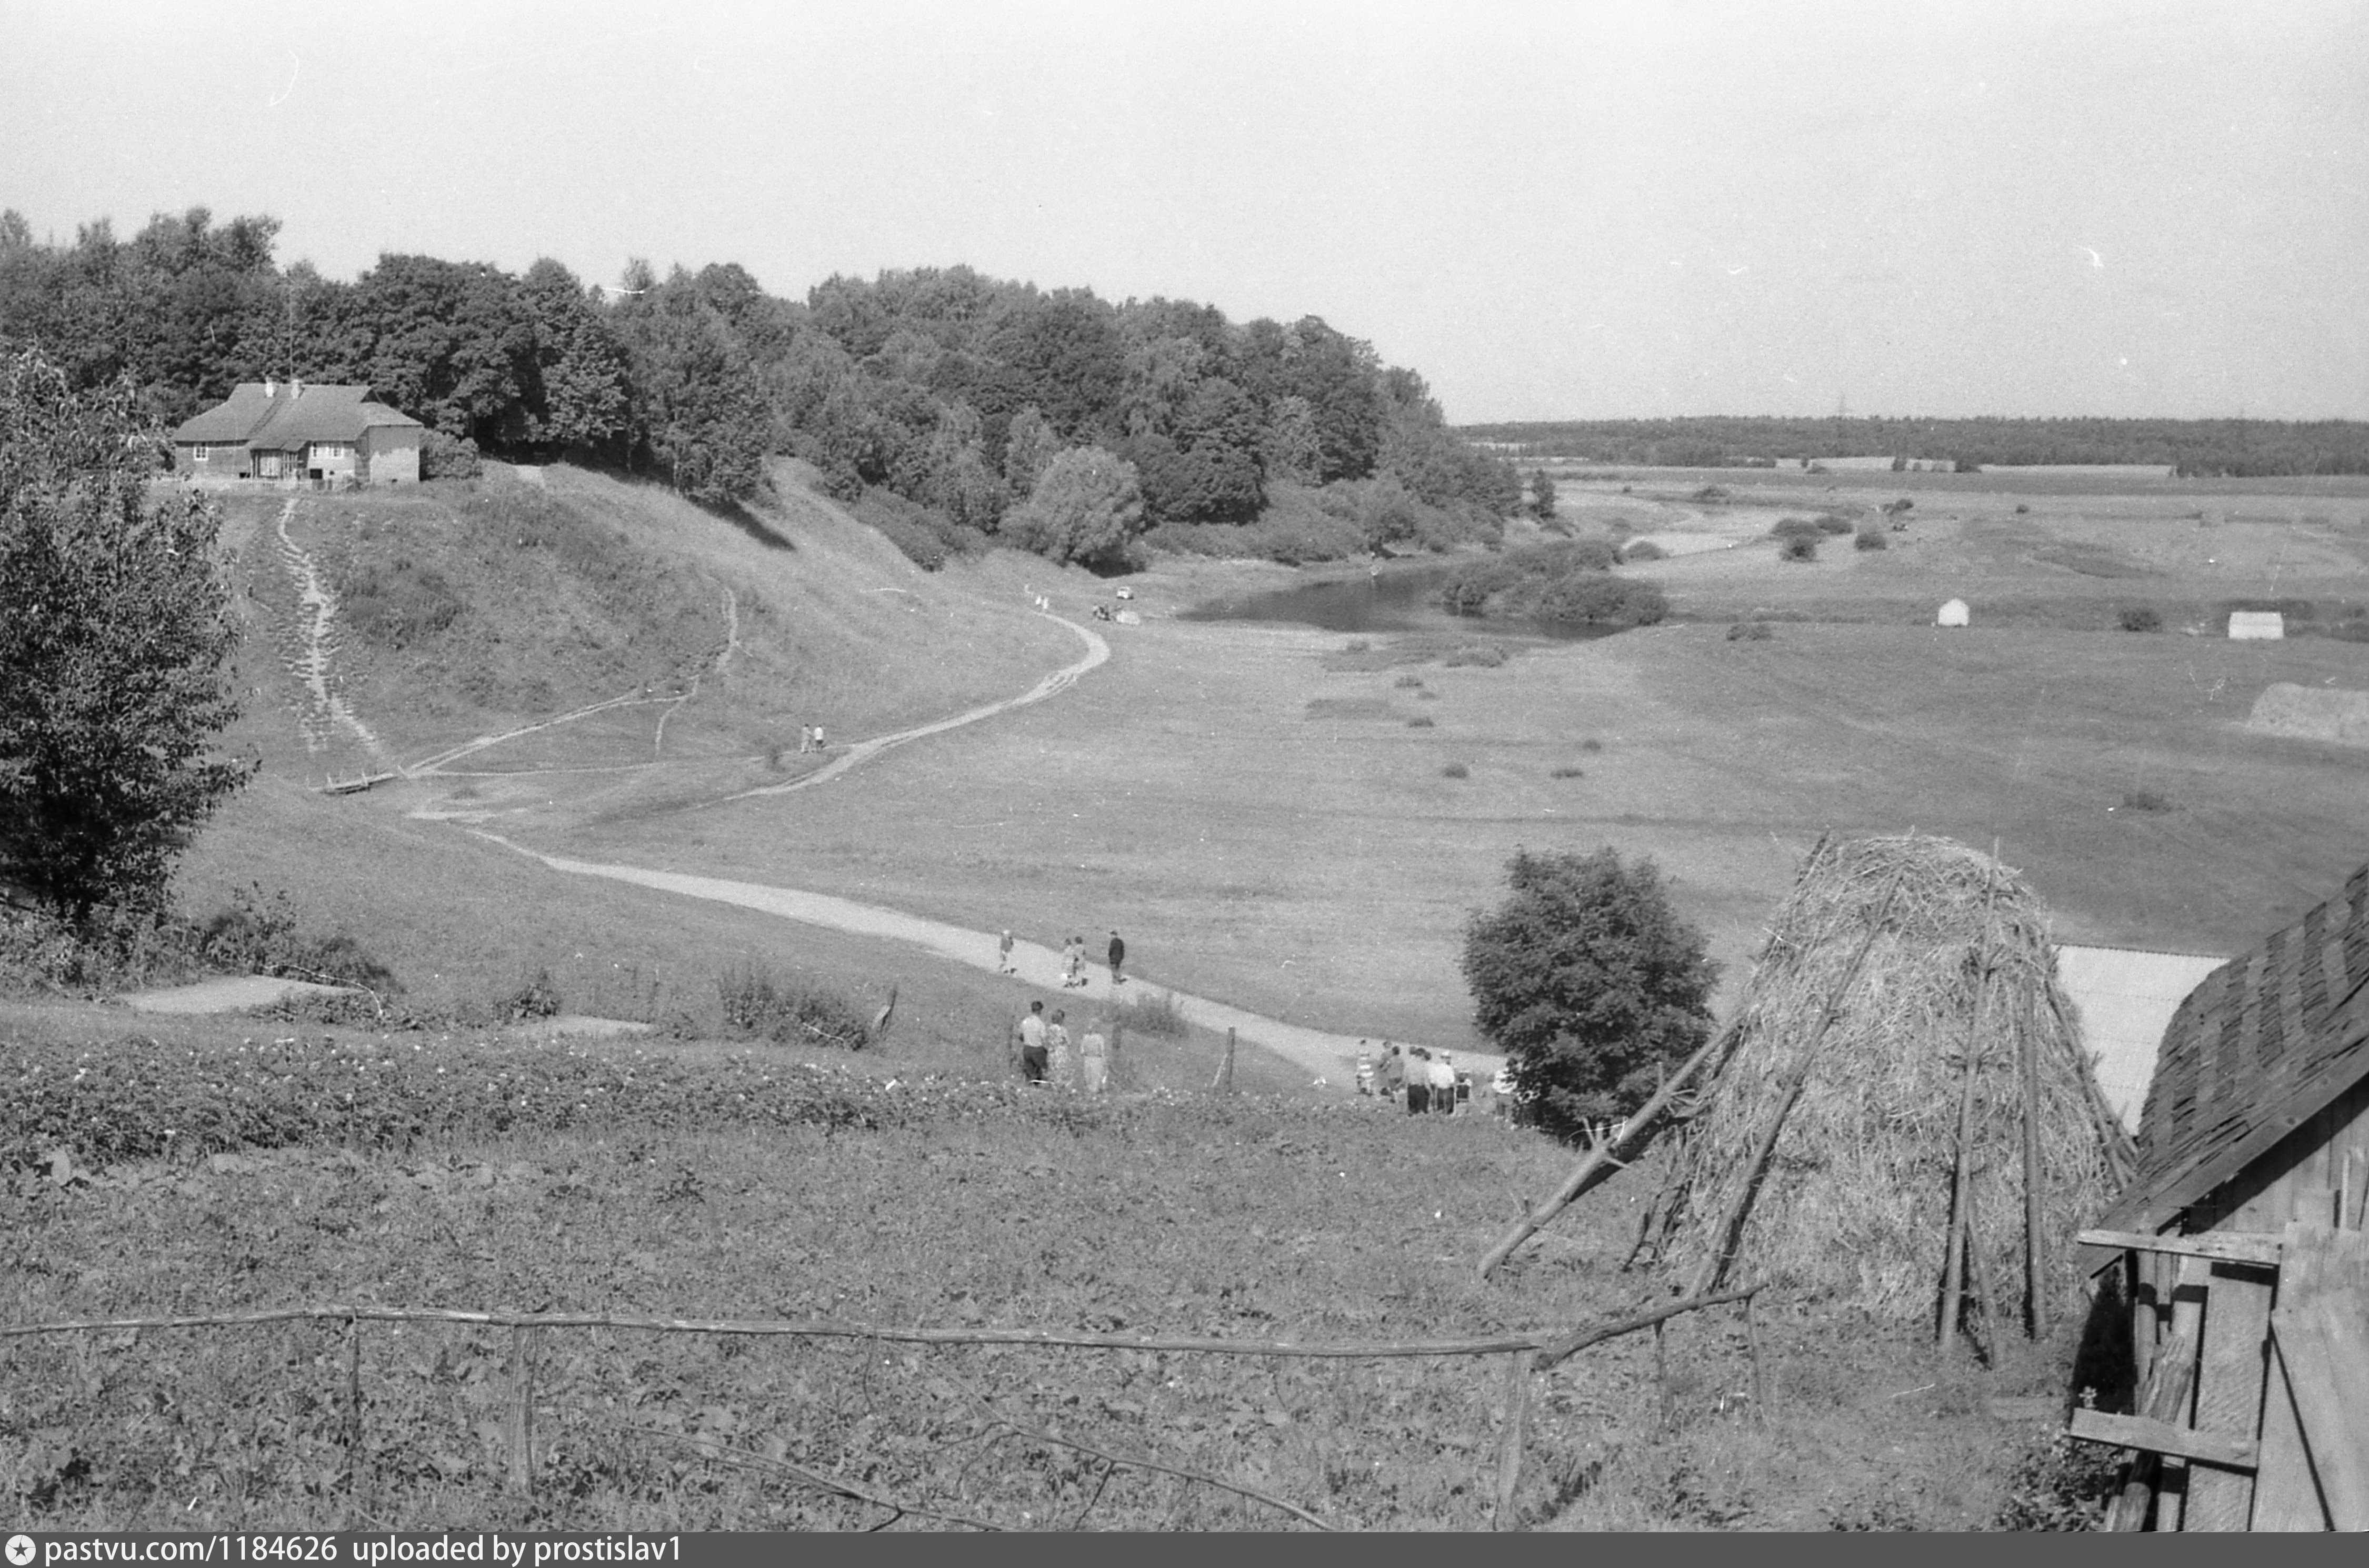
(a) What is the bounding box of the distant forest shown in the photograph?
[1457,415,2369,477]
[0,206,1521,566]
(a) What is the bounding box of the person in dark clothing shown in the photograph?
[1405,1047,1432,1115]
[1107,930,1126,985]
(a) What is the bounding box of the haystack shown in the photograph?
[1636,832,2121,1321]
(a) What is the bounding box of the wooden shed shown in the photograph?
[2074,862,2369,1530]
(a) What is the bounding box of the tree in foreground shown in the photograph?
[0,349,252,920]
[1461,846,1717,1140]
[1530,467,1557,520]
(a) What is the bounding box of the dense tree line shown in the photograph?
[1461,414,2369,477]
[0,208,1518,557]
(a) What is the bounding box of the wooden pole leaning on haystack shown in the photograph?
[1684,873,1907,1299]
[2017,985,2050,1339]
[1937,872,1997,1350]
[1476,1017,1744,1281]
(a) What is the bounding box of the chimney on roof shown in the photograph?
[265,379,277,398]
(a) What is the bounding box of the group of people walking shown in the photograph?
[996,929,1126,988]
[1356,1041,1474,1115]
[1016,997,1112,1093]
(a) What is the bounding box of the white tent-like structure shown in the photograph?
[1936,598,1971,627]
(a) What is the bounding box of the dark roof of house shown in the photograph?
[172,384,424,448]
[2096,863,2369,1233]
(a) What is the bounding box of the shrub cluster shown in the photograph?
[717,965,872,1051]
[1726,621,1774,642]
[1436,541,1665,627]
[2117,606,2162,633]
[1778,536,1818,563]
[1854,528,1888,552]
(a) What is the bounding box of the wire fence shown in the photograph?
[3,1286,1764,1531]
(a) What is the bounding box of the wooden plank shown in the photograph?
[2251,1333,2333,1530]
[2105,1312,2201,1530]
[2268,1302,2369,1530]
[2185,1263,2274,1530]
[2155,1256,2211,1532]
[2076,1228,2284,1266]
[2070,1409,2258,1472]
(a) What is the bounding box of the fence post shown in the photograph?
[1743,1295,1770,1423]
[345,1317,367,1509]
[506,1324,537,1497]
[1215,1027,1236,1093]
[1493,1349,1534,1530]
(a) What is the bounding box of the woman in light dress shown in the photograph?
[1046,1007,1075,1089]
[1078,1016,1109,1094]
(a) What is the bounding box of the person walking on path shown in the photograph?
[812,724,826,751]
[1047,1008,1075,1090]
[1062,935,1086,989]
[1018,1000,1049,1084]
[1107,930,1126,986]
[998,930,1015,974]
[1079,1017,1110,1095]
[797,724,814,754]
[1405,1047,1432,1115]
[1378,1043,1404,1103]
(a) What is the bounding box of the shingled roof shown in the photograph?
[172,383,423,449]
[2096,863,2369,1233]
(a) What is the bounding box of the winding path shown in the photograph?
[715,611,1109,803]
[466,831,1500,1088]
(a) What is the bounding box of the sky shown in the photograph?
[4,0,2365,424]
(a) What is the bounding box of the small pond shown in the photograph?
[1181,564,1630,643]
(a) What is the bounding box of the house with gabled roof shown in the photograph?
[172,379,424,485]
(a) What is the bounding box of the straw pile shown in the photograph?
[1638,832,2120,1319]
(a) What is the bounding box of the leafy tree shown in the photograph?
[1000,446,1145,567]
[0,349,252,918]
[1461,847,1716,1138]
[518,258,632,455]
[1000,404,1061,495]
[1530,468,1557,520]
[610,266,774,506]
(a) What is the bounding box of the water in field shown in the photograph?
[1183,564,1627,642]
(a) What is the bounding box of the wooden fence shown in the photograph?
[2,1286,1764,1531]
[2074,1211,2368,1531]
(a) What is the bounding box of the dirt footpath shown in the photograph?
[470,832,1502,1090]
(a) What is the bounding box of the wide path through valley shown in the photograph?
[468,831,1502,1090]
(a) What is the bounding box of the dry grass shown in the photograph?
[1640,834,2117,1319]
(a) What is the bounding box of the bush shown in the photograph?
[1441,762,1470,778]
[1534,574,1669,626]
[1854,528,1888,552]
[419,429,482,480]
[2118,606,2163,633]
[717,965,872,1051]
[196,884,399,994]
[1579,738,1603,753]
[1001,447,1147,568]
[2118,789,2172,814]
[1407,716,1435,728]
[1778,536,1818,563]
[1771,517,1823,541]
[1622,540,1666,562]
[1726,621,1773,641]
[1444,642,1510,667]
[502,967,563,1022]
[1814,515,1855,535]
[1394,674,1425,690]
[1549,765,1584,778]
[1462,846,1718,1135]
[342,558,466,649]
[854,487,988,572]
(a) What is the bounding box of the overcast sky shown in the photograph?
[5,0,2364,423]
